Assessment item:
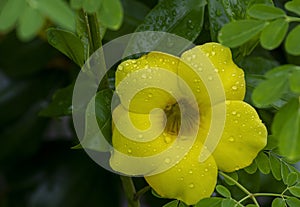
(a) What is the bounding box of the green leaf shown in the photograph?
[195,197,223,207]
[207,0,230,41]
[80,89,113,151]
[289,70,300,93]
[285,0,300,16]
[83,0,102,13]
[246,205,258,207]
[269,153,282,180]
[252,74,289,108]
[163,200,187,207]
[34,0,75,31]
[289,184,300,197]
[151,189,163,198]
[272,198,286,207]
[0,0,26,32]
[255,151,270,174]
[47,28,85,67]
[244,161,258,174]
[272,99,300,161]
[247,4,286,20]
[260,18,288,50]
[216,185,231,198]
[265,64,296,78]
[39,84,74,117]
[285,25,300,55]
[17,6,45,41]
[98,0,123,30]
[218,20,266,48]
[286,197,300,207]
[287,172,299,186]
[223,172,239,186]
[221,198,236,207]
[127,0,206,53]
[281,162,291,185]
[70,0,83,9]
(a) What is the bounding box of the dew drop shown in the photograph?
[138,134,143,138]
[204,168,208,172]
[159,58,163,62]
[214,68,219,73]
[148,93,153,98]
[211,51,216,56]
[208,76,213,81]
[228,137,235,142]
[118,65,123,71]
[186,56,192,61]
[127,149,132,154]
[131,60,136,64]
[237,113,241,117]
[180,177,184,181]
[177,168,182,172]
[196,89,200,93]
[164,136,172,144]
[164,158,171,164]
[141,74,147,79]
[232,111,237,115]
[231,73,236,77]
[258,131,262,135]
[234,120,238,124]
[192,54,196,59]
[188,169,193,174]
[231,85,238,90]
[189,183,195,188]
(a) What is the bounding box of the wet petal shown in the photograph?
[199,43,246,100]
[116,52,181,114]
[145,142,217,205]
[212,101,267,172]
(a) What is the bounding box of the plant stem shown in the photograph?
[287,16,300,23]
[84,12,109,89]
[120,176,140,207]
[134,186,151,200]
[219,171,260,207]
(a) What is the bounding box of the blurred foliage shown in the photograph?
[0,0,300,206]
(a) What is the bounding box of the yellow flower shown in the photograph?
[110,43,267,205]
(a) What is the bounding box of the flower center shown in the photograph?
[164,99,199,136]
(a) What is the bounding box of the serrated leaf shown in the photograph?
[34,0,75,31]
[285,25,300,55]
[221,198,236,207]
[289,70,300,93]
[255,152,270,174]
[269,153,282,180]
[98,0,123,30]
[247,4,286,20]
[272,197,286,207]
[244,161,258,174]
[17,6,45,41]
[287,172,299,186]
[252,75,289,108]
[289,184,300,197]
[285,0,300,16]
[195,197,223,207]
[0,0,26,32]
[83,0,102,13]
[47,28,85,67]
[216,185,231,198]
[286,197,300,207]
[260,18,288,50]
[272,99,300,161]
[218,20,266,48]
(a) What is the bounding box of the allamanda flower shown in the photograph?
[110,43,267,205]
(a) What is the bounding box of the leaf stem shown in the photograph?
[120,176,140,207]
[286,16,300,23]
[219,171,260,206]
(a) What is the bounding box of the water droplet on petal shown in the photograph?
[232,85,238,90]
[211,51,216,56]
[231,73,236,77]
[189,183,195,188]
[177,168,182,172]
[141,74,147,79]
[148,93,153,98]
[138,134,143,138]
[118,65,123,71]
[164,136,172,144]
[232,111,237,115]
[188,169,193,174]
[208,76,213,81]
[164,158,171,164]
[127,149,132,154]
[228,137,235,142]
[180,177,184,181]
[204,168,208,172]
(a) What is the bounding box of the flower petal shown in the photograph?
[199,43,246,100]
[116,52,181,114]
[212,101,267,172]
[145,142,217,205]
